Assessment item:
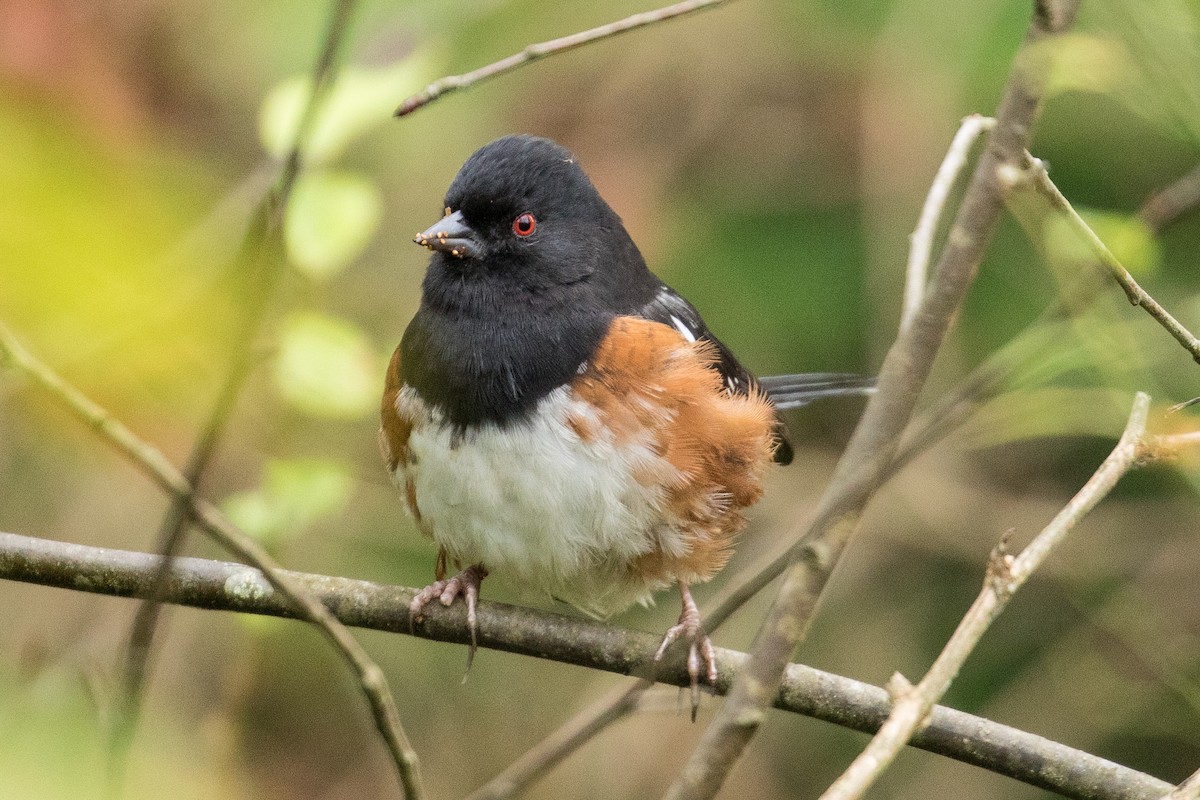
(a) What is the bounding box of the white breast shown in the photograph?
[391,386,687,617]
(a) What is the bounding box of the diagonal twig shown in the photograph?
[997,153,1200,365]
[394,0,732,116]
[462,681,649,800]
[1138,164,1200,235]
[0,529,1178,800]
[663,3,1084,797]
[468,233,1078,800]
[0,322,425,800]
[819,392,1153,800]
[116,0,362,782]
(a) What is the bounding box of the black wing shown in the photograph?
[636,284,794,464]
[637,285,759,393]
[636,284,876,466]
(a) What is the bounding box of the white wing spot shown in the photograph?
[669,315,698,343]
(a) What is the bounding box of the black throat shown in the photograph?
[399,269,623,428]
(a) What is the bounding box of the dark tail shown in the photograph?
[759,373,876,411]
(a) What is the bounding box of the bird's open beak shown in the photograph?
[414,209,482,259]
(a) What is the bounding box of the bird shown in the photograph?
[380,134,873,707]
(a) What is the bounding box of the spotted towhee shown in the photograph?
[380,135,872,700]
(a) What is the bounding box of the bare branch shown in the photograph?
[0,530,1175,800]
[819,393,1153,800]
[463,682,649,800]
[1139,164,1200,235]
[901,115,996,336]
[664,4,1083,797]
[430,165,1186,800]
[997,154,1200,365]
[119,1,364,775]
[394,0,731,116]
[0,323,425,800]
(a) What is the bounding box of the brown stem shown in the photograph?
[663,3,1084,797]
[394,0,732,116]
[0,322,425,800]
[0,529,1175,800]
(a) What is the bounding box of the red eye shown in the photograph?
[513,213,537,237]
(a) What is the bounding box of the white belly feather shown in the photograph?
[392,386,687,617]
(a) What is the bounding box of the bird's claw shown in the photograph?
[409,564,488,670]
[654,584,716,721]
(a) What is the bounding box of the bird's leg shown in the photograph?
[409,561,489,669]
[654,582,717,720]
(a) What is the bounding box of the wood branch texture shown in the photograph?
[998,154,1200,365]
[819,393,1153,800]
[120,0,364,785]
[665,2,1084,797]
[901,114,995,336]
[0,323,425,800]
[0,530,1175,800]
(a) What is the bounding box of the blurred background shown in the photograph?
[2,0,1200,797]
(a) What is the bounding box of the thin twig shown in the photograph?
[1138,164,1200,235]
[394,0,731,116]
[705,146,1200,641]
[664,4,1083,797]
[118,0,363,776]
[0,530,1176,800]
[463,682,649,800]
[0,323,425,800]
[439,127,1199,800]
[901,115,996,336]
[997,153,1200,365]
[818,392,1153,800]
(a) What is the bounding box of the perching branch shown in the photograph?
[665,4,1083,798]
[476,93,1079,800]
[819,392,1153,800]
[0,530,1176,800]
[997,153,1200,366]
[119,0,363,784]
[0,323,425,800]
[394,0,731,116]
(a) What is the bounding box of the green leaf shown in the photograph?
[222,458,354,548]
[1043,34,1135,99]
[958,387,1135,450]
[274,312,378,418]
[265,457,354,527]
[1077,208,1161,279]
[285,169,382,279]
[259,51,439,163]
[221,490,285,545]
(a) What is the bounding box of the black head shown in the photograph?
[414,135,651,295]
[403,136,661,427]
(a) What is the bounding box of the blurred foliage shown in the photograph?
[223,457,354,550]
[285,169,383,279]
[273,311,380,418]
[2,1,1200,798]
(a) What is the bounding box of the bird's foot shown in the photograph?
[409,563,488,670]
[654,583,716,721]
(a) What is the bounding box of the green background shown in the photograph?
[2,1,1200,797]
